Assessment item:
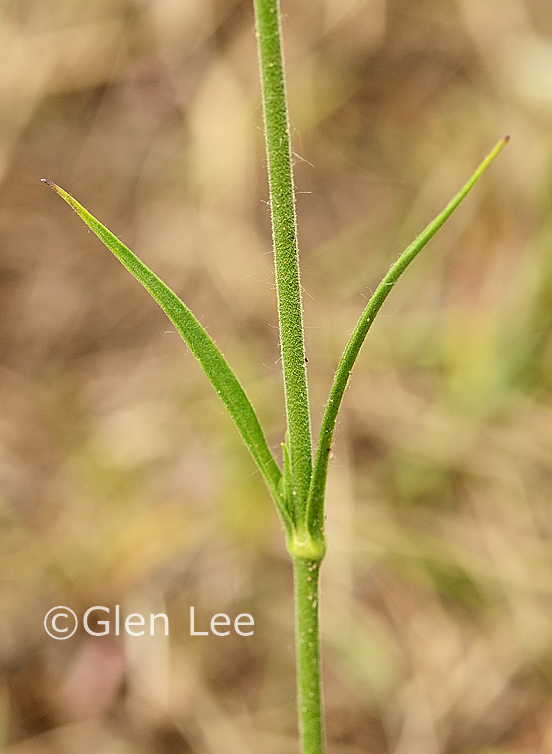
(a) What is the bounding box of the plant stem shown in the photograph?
[293,556,324,754]
[254,4,325,751]
[253,0,312,518]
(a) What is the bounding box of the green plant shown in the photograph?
[42,0,508,751]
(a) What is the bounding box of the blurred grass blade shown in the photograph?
[306,136,510,532]
[42,180,285,512]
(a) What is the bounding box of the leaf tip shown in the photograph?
[41,178,61,194]
[41,179,67,201]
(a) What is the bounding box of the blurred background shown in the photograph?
[1,0,552,752]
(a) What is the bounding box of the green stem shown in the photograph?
[254,0,312,520]
[306,136,510,532]
[253,6,325,744]
[293,557,324,754]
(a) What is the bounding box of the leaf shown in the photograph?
[306,136,510,533]
[42,180,284,507]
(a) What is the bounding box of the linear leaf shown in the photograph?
[306,136,510,534]
[42,180,284,510]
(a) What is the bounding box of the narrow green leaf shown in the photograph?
[42,180,284,507]
[307,136,510,533]
[279,432,293,512]
[275,433,295,539]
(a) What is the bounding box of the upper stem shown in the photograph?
[254,0,312,520]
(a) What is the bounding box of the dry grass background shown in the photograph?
[1,0,552,752]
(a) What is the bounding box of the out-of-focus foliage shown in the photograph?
[0,0,552,752]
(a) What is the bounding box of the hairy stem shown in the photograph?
[254,0,312,521]
[254,2,325,752]
[293,557,324,754]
